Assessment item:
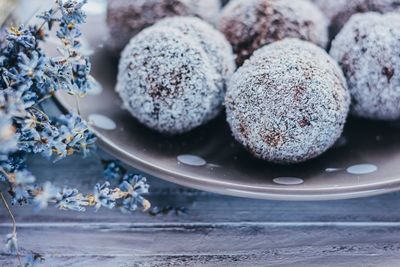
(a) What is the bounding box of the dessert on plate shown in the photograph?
[106,0,221,53]
[116,17,235,134]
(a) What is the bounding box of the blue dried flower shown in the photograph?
[11,185,34,205]
[0,90,28,117]
[56,187,88,211]
[0,153,27,181]
[103,160,125,181]
[123,174,149,195]
[119,174,150,213]
[25,252,45,267]
[37,9,59,30]
[57,0,88,25]
[0,1,151,265]
[17,51,45,79]
[93,182,116,210]
[6,26,36,49]
[54,113,96,158]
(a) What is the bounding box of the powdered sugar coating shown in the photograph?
[330,12,400,120]
[158,17,236,90]
[219,0,329,65]
[314,0,400,37]
[116,18,235,134]
[106,0,221,53]
[226,39,350,164]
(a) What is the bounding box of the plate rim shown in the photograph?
[100,136,400,201]
[55,94,400,201]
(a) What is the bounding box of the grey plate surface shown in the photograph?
[56,10,400,201]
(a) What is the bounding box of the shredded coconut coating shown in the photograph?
[158,17,236,90]
[225,39,350,164]
[330,12,400,121]
[313,0,400,37]
[106,0,221,53]
[219,0,329,65]
[116,18,235,135]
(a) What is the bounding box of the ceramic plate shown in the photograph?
[55,4,400,201]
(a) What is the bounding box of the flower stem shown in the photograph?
[75,95,81,116]
[0,191,22,267]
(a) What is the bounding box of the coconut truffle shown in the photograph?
[330,12,400,121]
[314,0,400,37]
[106,0,221,52]
[158,17,236,86]
[116,17,235,134]
[219,0,329,65]
[225,39,350,164]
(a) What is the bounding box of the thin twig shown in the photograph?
[33,94,52,106]
[75,95,81,116]
[0,192,16,234]
[35,6,60,33]
[0,191,22,267]
[0,168,9,181]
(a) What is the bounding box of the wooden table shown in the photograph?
[1,153,400,267]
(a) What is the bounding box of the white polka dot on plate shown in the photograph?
[346,164,378,175]
[177,154,207,167]
[88,114,117,130]
[273,177,304,185]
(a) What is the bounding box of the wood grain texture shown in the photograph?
[1,154,400,266]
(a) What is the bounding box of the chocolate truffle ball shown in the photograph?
[106,0,221,52]
[330,12,400,120]
[116,17,235,134]
[225,39,350,164]
[219,0,329,65]
[158,17,236,86]
[314,0,400,37]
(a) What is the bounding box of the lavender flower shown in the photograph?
[0,1,152,266]
[93,182,117,210]
[37,9,59,30]
[54,113,96,158]
[119,177,151,213]
[55,187,88,211]
[6,26,36,49]
[25,252,45,267]
[103,160,125,180]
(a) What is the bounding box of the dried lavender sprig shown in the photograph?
[0,2,153,266]
[1,165,151,213]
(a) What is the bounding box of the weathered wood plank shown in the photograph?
[2,154,400,266]
[2,254,400,267]
[1,154,400,224]
[1,223,400,267]
[4,192,400,224]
